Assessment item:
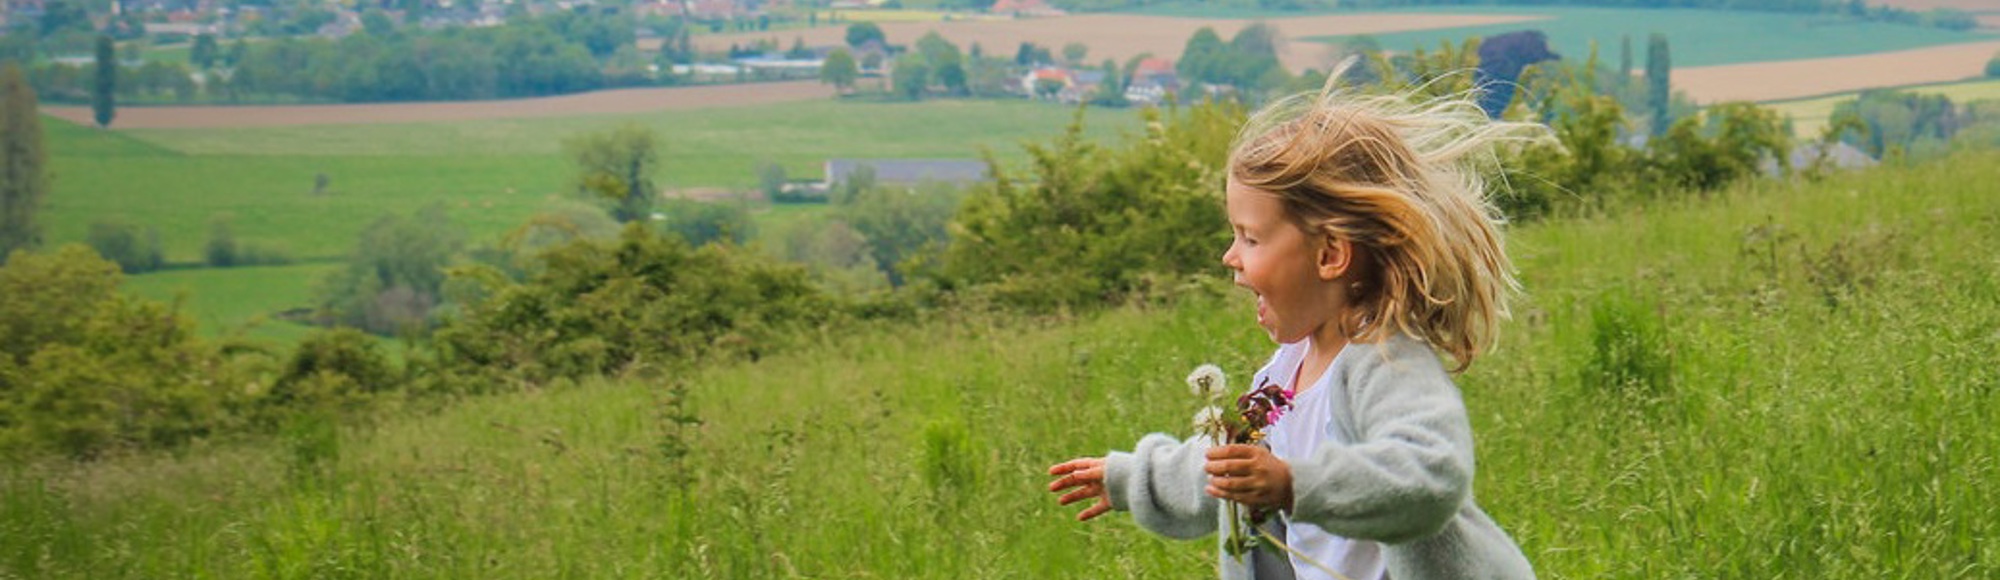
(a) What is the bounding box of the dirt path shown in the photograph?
[693,12,1544,73]
[41,81,837,129]
[1675,40,2000,103]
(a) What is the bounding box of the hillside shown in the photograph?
[5,150,1995,577]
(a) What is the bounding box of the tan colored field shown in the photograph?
[1864,0,1996,11]
[40,81,836,129]
[1675,40,2000,103]
[691,12,1543,73]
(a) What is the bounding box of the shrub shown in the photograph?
[0,246,235,458]
[86,220,164,273]
[263,328,397,421]
[316,206,462,335]
[655,198,755,247]
[1986,52,2000,79]
[939,103,1239,310]
[426,223,835,392]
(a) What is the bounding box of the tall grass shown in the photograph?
[4,152,1997,577]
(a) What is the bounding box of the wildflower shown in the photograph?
[1192,406,1226,442]
[1187,364,1226,400]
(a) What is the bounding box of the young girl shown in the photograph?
[1046,81,1542,580]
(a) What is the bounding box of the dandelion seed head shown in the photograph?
[1187,364,1226,400]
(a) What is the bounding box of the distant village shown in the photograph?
[1,0,1194,106]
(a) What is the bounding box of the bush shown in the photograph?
[0,246,236,458]
[425,223,835,392]
[86,220,164,273]
[656,198,755,247]
[316,206,462,335]
[1987,53,2000,79]
[205,215,293,268]
[263,328,398,421]
[938,104,1239,310]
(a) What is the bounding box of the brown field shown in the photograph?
[688,12,1543,73]
[1675,40,2000,103]
[40,81,836,129]
[1864,0,1997,11]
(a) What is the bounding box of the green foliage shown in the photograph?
[845,22,886,48]
[0,246,237,458]
[1989,52,2000,79]
[1831,89,1981,161]
[1646,101,1792,192]
[0,64,46,263]
[891,52,930,101]
[427,223,835,391]
[1177,24,1284,92]
[85,220,164,273]
[820,47,859,93]
[939,103,1239,309]
[91,35,114,128]
[566,124,661,223]
[837,181,964,287]
[1645,33,1670,136]
[656,198,755,247]
[266,328,399,420]
[315,206,463,336]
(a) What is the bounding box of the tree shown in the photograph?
[190,33,219,69]
[1618,34,1632,86]
[1474,30,1559,117]
[821,47,859,94]
[1646,33,1672,136]
[1062,42,1088,66]
[891,52,929,101]
[93,35,116,128]
[567,124,661,223]
[0,64,47,263]
[846,22,886,48]
[1988,51,2000,78]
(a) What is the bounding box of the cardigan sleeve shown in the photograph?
[1102,432,1220,540]
[1284,338,1476,544]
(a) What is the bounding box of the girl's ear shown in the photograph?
[1316,235,1353,281]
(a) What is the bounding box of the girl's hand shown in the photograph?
[1204,444,1294,511]
[1047,457,1112,521]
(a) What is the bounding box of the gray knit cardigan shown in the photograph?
[1101,334,1535,580]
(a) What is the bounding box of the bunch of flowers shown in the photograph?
[1186,364,1293,556]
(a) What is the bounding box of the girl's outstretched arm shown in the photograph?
[1099,433,1219,539]
[1047,457,1112,521]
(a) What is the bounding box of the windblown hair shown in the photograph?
[1228,74,1548,372]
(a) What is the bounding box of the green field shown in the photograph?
[1763,77,2000,136]
[122,262,341,345]
[38,99,1145,336]
[1282,6,1997,68]
[6,149,1996,577]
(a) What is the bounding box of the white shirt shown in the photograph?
[1258,339,1388,580]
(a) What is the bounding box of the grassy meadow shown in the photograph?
[6,148,1995,577]
[40,99,1143,338]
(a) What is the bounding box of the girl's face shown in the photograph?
[1221,178,1348,344]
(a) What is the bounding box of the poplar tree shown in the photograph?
[1646,33,1672,136]
[92,34,116,128]
[0,64,48,262]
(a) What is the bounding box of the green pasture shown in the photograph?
[6,148,1996,577]
[1763,77,2000,136]
[41,98,1141,335]
[1290,6,1996,69]
[123,263,340,344]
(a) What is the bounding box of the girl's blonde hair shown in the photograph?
[1228,74,1548,372]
